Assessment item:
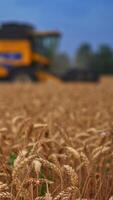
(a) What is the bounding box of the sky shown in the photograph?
[0,0,113,55]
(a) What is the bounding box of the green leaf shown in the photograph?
[8,153,17,166]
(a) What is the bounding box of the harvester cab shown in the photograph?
[32,31,60,58]
[0,22,61,82]
[31,31,61,81]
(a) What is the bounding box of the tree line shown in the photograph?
[52,43,113,75]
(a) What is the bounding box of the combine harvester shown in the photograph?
[0,22,99,82]
[0,22,60,82]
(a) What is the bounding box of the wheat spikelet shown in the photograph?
[92,145,109,156]
[63,165,79,199]
[66,146,80,161]
[0,173,10,178]
[0,181,9,191]
[64,165,78,188]
[49,154,60,168]
[12,154,36,179]
[0,192,12,199]
[33,123,48,128]
[13,149,27,167]
[35,197,45,200]
[38,158,61,176]
[33,159,42,173]
[87,127,97,134]
[12,115,24,124]
[84,135,98,145]
[80,152,90,169]
[92,146,110,160]
[12,115,24,133]
[53,186,74,200]
[76,132,90,139]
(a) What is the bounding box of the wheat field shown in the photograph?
[0,78,113,200]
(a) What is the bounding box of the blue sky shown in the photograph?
[0,0,113,55]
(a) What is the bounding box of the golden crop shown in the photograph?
[0,78,113,199]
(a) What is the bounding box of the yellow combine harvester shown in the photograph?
[0,22,61,81]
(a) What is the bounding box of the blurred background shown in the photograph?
[0,0,113,82]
